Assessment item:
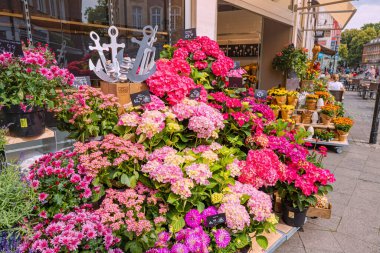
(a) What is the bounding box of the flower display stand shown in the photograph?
[305,138,349,154]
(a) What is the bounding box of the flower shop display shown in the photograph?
[301,110,313,124]
[3,36,339,253]
[287,91,299,107]
[305,95,318,110]
[320,105,337,125]
[314,129,335,142]
[333,117,354,142]
[54,86,120,141]
[0,43,74,137]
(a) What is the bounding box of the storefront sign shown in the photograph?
[189,87,201,99]
[254,89,267,100]
[315,30,325,38]
[229,77,243,88]
[205,213,226,227]
[0,39,23,57]
[130,90,151,106]
[73,76,91,89]
[184,28,196,40]
[220,44,260,57]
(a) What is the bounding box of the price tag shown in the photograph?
[229,77,243,88]
[130,90,151,107]
[184,28,196,40]
[205,213,226,228]
[73,76,91,89]
[189,88,201,100]
[20,118,28,128]
[254,89,267,100]
[0,39,23,57]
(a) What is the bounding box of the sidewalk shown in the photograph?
[277,91,380,253]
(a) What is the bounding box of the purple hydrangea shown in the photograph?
[170,243,189,253]
[201,206,218,225]
[213,229,231,248]
[184,209,202,228]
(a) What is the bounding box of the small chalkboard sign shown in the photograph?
[229,77,243,88]
[73,76,91,88]
[233,61,240,69]
[184,28,196,40]
[130,90,151,107]
[0,39,23,57]
[205,213,226,228]
[254,89,268,100]
[189,87,201,99]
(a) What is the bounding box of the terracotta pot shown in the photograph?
[320,113,332,125]
[306,100,317,110]
[281,109,293,120]
[273,109,280,119]
[287,96,298,106]
[275,95,287,105]
[292,114,301,124]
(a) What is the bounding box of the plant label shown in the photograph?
[0,39,23,57]
[73,76,91,89]
[254,89,267,99]
[189,88,201,100]
[229,77,243,88]
[130,90,151,107]
[205,213,226,227]
[184,28,196,40]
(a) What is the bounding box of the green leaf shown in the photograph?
[170,215,185,233]
[121,174,131,186]
[235,234,249,248]
[256,235,269,249]
[167,193,179,204]
[196,201,205,212]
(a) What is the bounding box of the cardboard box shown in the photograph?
[306,203,332,219]
[100,81,149,106]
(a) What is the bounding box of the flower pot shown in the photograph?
[45,111,58,128]
[292,114,301,124]
[320,113,332,125]
[275,96,287,106]
[337,130,349,142]
[282,202,308,227]
[273,109,280,119]
[3,105,46,137]
[302,112,313,124]
[306,100,317,110]
[281,109,293,120]
[287,96,298,106]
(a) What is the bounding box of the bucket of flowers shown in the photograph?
[287,91,299,107]
[280,105,295,120]
[333,117,354,142]
[305,94,319,110]
[320,104,338,125]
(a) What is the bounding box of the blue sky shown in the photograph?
[345,0,380,29]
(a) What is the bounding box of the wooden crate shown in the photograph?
[100,81,148,106]
[306,203,332,219]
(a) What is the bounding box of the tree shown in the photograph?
[338,44,348,59]
[84,0,108,25]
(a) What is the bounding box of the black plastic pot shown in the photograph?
[3,105,45,137]
[45,111,58,128]
[282,202,308,227]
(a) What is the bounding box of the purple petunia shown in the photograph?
[170,243,189,253]
[184,209,202,228]
[213,229,231,248]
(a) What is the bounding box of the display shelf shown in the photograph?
[305,138,349,154]
[296,123,335,129]
[249,222,301,253]
[295,108,321,112]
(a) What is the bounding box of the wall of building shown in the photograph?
[260,17,292,90]
[195,0,218,39]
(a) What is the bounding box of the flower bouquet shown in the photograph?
[333,117,354,141]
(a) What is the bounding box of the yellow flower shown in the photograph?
[266,214,279,225]
[167,122,181,133]
[211,193,224,204]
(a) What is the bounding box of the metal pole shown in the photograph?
[369,84,380,144]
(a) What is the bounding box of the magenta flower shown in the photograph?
[213,229,231,248]
[38,192,48,202]
[201,206,218,225]
[184,209,202,228]
[170,243,189,253]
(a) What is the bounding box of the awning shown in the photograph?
[317,0,357,29]
[320,45,336,56]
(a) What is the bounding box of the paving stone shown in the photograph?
[363,165,380,175]
[356,180,380,193]
[332,175,358,194]
[332,232,380,253]
[333,166,361,179]
[299,230,343,252]
[328,192,352,206]
[307,215,341,232]
[342,151,369,161]
[347,195,379,212]
[330,202,346,218]
[339,158,366,170]
[365,159,380,168]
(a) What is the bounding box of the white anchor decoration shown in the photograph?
[88,25,158,83]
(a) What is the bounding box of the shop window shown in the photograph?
[37,0,46,13]
[132,6,143,28]
[49,0,58,17]
[170,6,181,31]
[151,6,162,29]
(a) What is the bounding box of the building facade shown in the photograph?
[362,38,380,68]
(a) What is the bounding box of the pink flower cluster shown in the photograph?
[238,148,286,189]
[19,208,121,253]
[147,59,197,105]
[74,134,147,178]
[96,184,167,236]
[0,52,12,65]
[28,150,93,218]
[171,99,224,138]
[227,68,247,78]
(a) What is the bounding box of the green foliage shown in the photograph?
[84,0,108,24]
[0,127,7,151]
[314,129,335,141]
[272,44,308,79]
[0,164,37,232]
[338,44,348,60]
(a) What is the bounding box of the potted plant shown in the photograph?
[305,94,319,110]
[0,43,74,137]
[301,110,313,124]
[300,61,321,91]
[0,164,37,252]
[281,105,295,120]
[270,104,281,119]
[314,129,335,141]
[320,104,337,125]
[333,117,354,142]
[271,88,288,105]
[287,91,299,107]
